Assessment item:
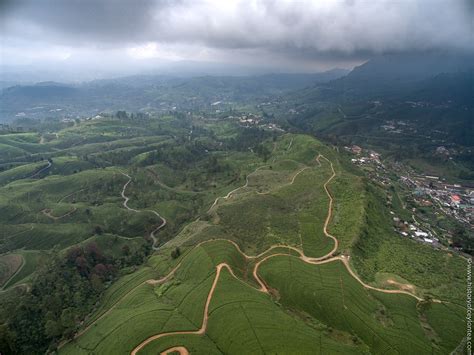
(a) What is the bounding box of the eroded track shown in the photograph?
[129,154,428,354]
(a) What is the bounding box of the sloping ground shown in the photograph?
[1,250,49,289]
[60,135,466,355]
[259,256,463,354]
[62,238,461,354]
[0,254,23,288]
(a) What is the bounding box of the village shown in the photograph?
[224,112,285,132]
[346,144,473,255]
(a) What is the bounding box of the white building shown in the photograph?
[414,231,429,238]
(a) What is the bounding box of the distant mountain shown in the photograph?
[86,69,349,90]
[0,70,347,122]
[329,51,474,98]
[0,83,79,111]
[277,52,474,151]
[409,71,474,105]
[2,82,77,98]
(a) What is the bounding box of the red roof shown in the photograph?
[451,195,461,201]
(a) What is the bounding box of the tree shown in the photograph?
[85,242,104,263]
[0,324,15,354]
[171,247,181,259]
[44,320,62,338]
[60,308,76,339]
[93,263,108,279]
[90,273,104,292]
[66,246,82,264]
[94,225,103,235]
[122,245,130,256]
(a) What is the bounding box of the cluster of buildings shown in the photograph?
[237,114,261,126]
[346,145,383,166]
[379,120,416,135]
[346,146,395,187]
[391,214,439,245]
[400,175,474,226]
[224,113,262,127]
[346,143,471,253]
[225,113,284,132]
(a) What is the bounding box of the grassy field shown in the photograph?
[259,255,464,354]
[0,117,466,354]
[2,250,49,288]
[352,185,467,304]
[0,253,23,288]
[61,240,361,355]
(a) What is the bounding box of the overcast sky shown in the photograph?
[1,0,473,78]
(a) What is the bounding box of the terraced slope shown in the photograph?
[61,134,466,355]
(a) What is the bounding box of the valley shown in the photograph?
[0,113,468,354]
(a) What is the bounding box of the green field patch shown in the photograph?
[138,334,221,355]
[0,253,23,288]
[49,156,95,176]
[423,302,466,351]
[137,260,362,355]
[259,255,463,354]
[274,134,322,165]
[162,220,212,249]
[0,143,27,161]
[327,171,365,252]
[0,161,45,186]
[216,193,299,254]
[63,254,216,354]
[352,185,467,303]
[3,250,49,288]
[83,266,158,328]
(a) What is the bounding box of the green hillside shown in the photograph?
[0,114,467,354]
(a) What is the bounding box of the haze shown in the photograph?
[1,0,473,81]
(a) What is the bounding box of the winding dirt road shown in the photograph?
[41,207,77,220]
[130,239,425,354]
[208,165,269,211]
[121,172,167,250]
[68,262,183,343]
[57,188,88,203]
[317,154,339,258]
[128,153,429,354]
[131,263,236,355]
[28,161,52,179]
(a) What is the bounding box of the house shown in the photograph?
[351,145,362,155]
[369,151,381,161]
[414,231,429,238]
[451,195,461,206]
[414,188,426,196]
[435,146,449,156]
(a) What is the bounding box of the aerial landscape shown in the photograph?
[0,1,472,354]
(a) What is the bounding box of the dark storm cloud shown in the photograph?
[2,0,162,43]
[1,0,473,68]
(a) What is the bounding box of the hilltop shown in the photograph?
[0,113,467,354]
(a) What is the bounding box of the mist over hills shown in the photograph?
[318,51,474,98]
[263,51,474,155]
[1,1,473,354]
[0,69,349,122]
[1,51,472,149]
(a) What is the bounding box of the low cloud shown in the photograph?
[1,0,473,72]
